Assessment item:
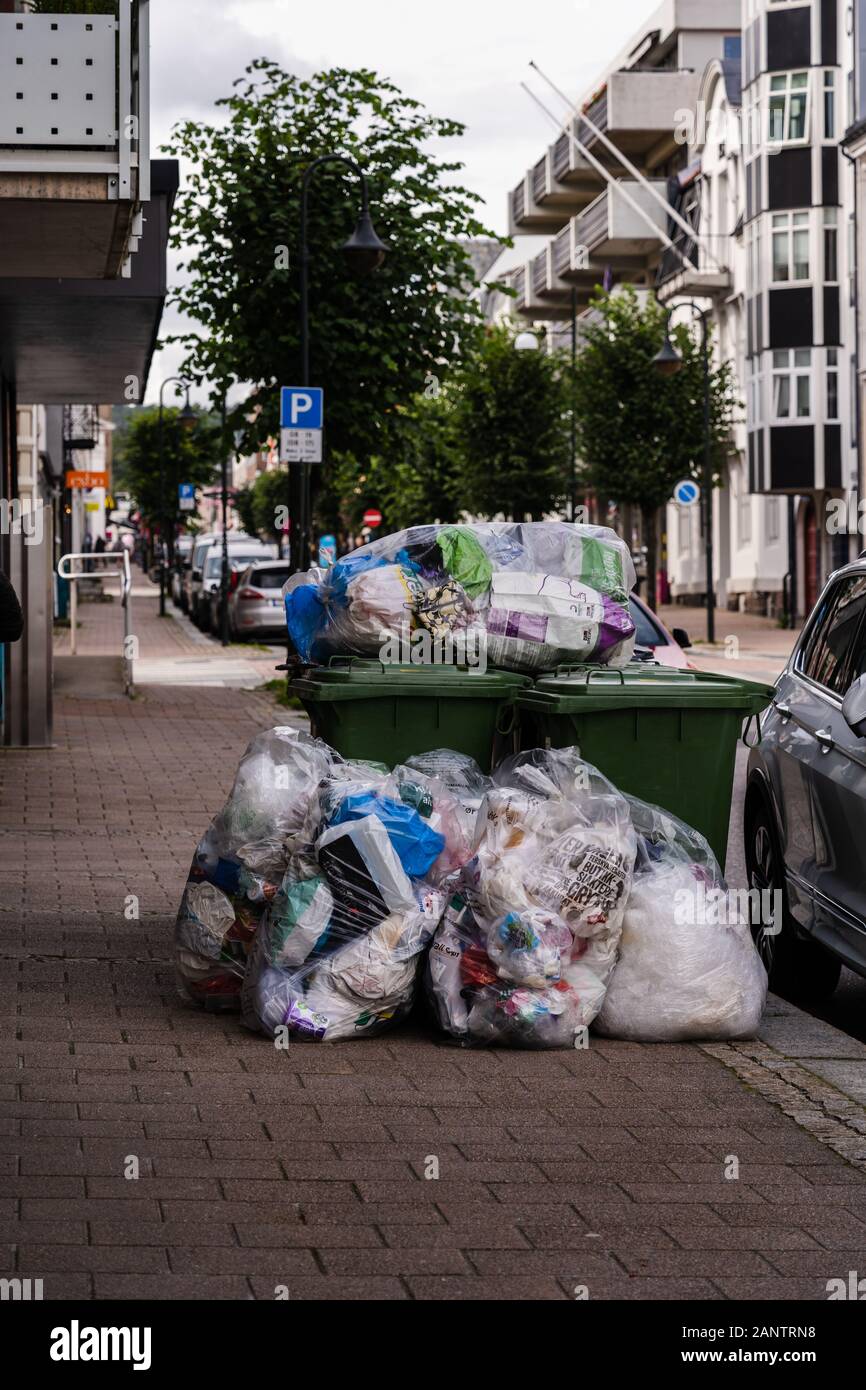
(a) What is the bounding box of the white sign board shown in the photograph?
[280,428,323,463]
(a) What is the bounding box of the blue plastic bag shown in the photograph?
[328,792,445,879]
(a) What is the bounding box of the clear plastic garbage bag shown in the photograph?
[284,522,636,672]
[174,728,336,1009]
[426,747,637,1047]
[594,795,768,1042]
[241,761,474,1042]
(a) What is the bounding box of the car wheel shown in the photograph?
[745,796,841,1002]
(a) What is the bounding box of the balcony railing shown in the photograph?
[0,1,150,205]
[531,249,548,296]
[511,180,526,224]
[531,155,547,204]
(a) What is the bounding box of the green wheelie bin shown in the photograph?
[517,665,775,869]
[289,659,530,772]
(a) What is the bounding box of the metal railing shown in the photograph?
[57,548,133,695]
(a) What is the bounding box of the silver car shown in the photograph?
[199,542,278,634]
[745,560,866,1003]
[226,560,291,640]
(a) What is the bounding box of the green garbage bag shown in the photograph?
[437,526,493,599]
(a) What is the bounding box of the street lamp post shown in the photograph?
[652,303,715,643]
[515,301,579,521]
[156,377,196,617]
[295,153,387,576]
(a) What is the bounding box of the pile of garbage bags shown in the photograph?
[174,731,767,1046]
[284,522,637,673]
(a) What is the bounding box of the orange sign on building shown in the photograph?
[66,471,108,490]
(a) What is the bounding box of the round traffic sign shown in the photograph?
[362,508,382,529]
[673,479,700,507]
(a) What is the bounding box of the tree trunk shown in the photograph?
[642,505,658,612]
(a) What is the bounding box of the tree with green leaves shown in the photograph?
[450,326,571,520]
[572,288,739,609]
[112,408,221,561]
[233,470,291,550]
[165,62,500,476]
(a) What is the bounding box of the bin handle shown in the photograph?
[496,702,519,737]
[551,664,627,686]
[742,711,763,749]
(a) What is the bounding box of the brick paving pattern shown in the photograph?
[2,596,866,1299]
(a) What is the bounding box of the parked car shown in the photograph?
[184,532,221,624]
[225,560,292,640]
[198,540,278,633]
[171,535,194,611]
[745,561,866,1002]
[628,594,693,668]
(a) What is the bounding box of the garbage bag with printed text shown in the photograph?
[426,747,637,1047]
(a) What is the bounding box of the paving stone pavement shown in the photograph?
[4,663,866,1299]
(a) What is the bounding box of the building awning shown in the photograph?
[0,160,178,404]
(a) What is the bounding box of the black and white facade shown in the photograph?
[742,0,857,609]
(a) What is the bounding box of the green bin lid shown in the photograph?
[291,657,531,700]
[523,663,775,713]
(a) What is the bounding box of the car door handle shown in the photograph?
[815,728,835,754]
[774,700,792,720]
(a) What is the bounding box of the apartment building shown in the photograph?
[501,0,866,620]
[500,0,742,580]
[0,0,174,745]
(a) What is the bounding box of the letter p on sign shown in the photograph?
[281,387,324,431]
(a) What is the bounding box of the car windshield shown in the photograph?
[628,597,665,647]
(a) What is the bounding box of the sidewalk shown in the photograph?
[658,603,799,685]
[3,605,866,1300]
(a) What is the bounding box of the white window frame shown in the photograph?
[737,466,753,548]
[767,71,811,146]
[823,207,839,284]
[766,496,781,543]
[748,366,764,427]
[771,210,810,284]
[823,70,837,141]
[772,348,812,421]
[826,348,839,420]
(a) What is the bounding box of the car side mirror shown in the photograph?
[672,627,692,649]
[842,673,866,738]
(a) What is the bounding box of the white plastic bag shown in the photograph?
[595,797,767,1042]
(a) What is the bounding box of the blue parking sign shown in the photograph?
[281,387,323,430]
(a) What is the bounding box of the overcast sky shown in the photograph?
[146,0,655,401]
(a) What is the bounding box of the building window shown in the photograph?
[771,211,810,282]
[827,348,839,419]
[772,348,812,419]
[824,207,838,282]
[766,496,781,542]
[768,72,810,144]
[724,35,742,60]
[824,71,836,139]
[747,220,763,284]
